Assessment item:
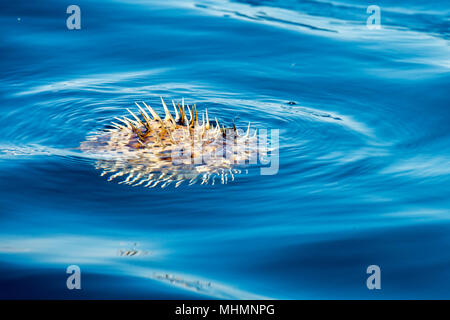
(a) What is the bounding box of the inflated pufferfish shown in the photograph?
[81,98,257,188]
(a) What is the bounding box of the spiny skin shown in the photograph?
[81,97,257,187]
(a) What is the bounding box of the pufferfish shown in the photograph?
[80,97,258,188]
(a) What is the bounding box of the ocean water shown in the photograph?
[0,0,449,299]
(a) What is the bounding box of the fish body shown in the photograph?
[81,98,256,187]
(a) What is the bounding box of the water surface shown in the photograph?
[0,0,449,299]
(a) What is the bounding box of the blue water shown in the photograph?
[0,0,449,299]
